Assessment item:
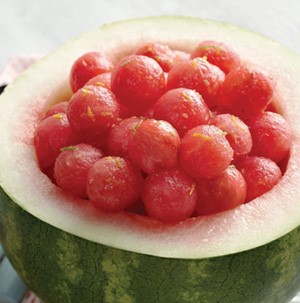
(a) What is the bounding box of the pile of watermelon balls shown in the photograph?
[34,41,292,223]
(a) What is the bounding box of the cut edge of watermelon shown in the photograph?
[1,16,300,259]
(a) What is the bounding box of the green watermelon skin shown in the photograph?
[1,188,300,303]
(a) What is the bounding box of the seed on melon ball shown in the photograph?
[67,85,120,140]
[236,156,282,202]
[196,165,247,216]
[167,57,225,108]
[210,114,253,160]
[34,113,77,171]
[191,40,240,74]
[142,168,197,222]
[70,52,114,92]
[152,88,210,137]
[218,65,274,119]
[134,42,175,72]
[87,157,143,212]
[54,144,103,199]
[179,125,233,179]
[107,116,144,157]
[111,55,166,114]
[84,72,111,89]
[249,111,292,163]
[44,101,68,118]
[128,119,180,174]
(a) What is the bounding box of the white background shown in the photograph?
[0,0,300,68]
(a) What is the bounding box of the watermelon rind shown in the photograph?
[1,189,300,303]
[1,16,300,302]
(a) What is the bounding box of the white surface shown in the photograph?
[0,0,300,69]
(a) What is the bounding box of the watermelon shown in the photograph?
[1,16,300,303]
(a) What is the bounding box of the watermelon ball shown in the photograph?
[249,111,292,163]
[67,85,120,139]
[173,50,190,64]
[236,156,282,202]
[191,40,240,74]
[142,168,197,222]
[107,116,144,157]
[85,72,132,118]
[86,73,130,119]
[210,113,253,160]
[44,101,68,118]
[218,65,274,119]
[111,55,166,114]
[167,57,225,108]
[128,119,180,174]
[196,165,247,216]
[54,144,104,199]
[84,72,111,89]
[87,157,143,212]
[179,125,233,179]
[152,88,210,137]
[70,52,114,92]
[34,113,77,171]
[134,42,175,72]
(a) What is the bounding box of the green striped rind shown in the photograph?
[1,189,300,303]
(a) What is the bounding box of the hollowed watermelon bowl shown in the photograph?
[0,16,300,303]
